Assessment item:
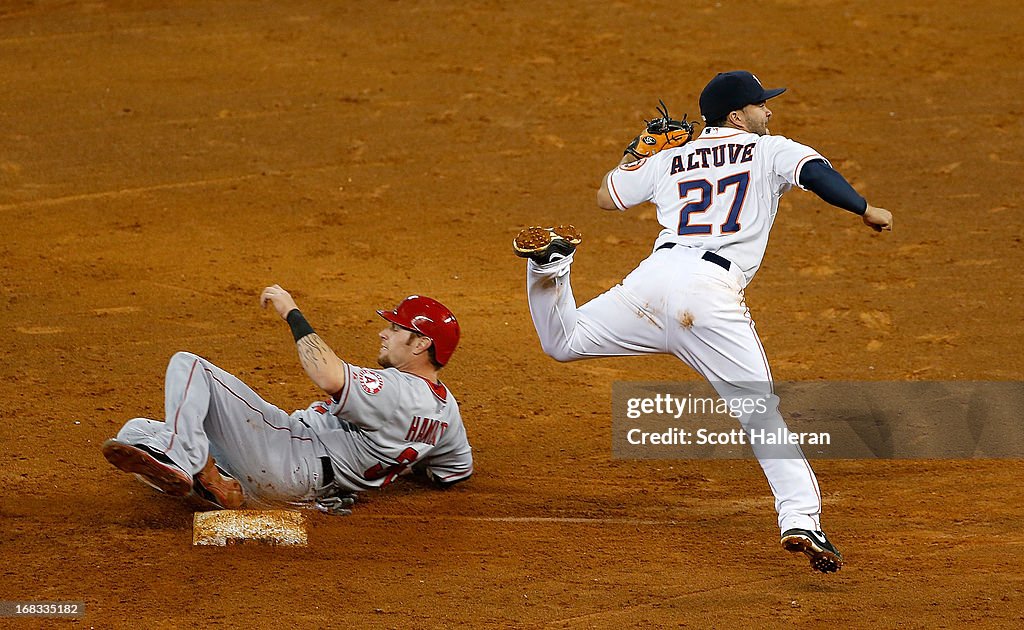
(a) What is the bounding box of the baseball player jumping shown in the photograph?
[514,71,893,573]
[101,286,473,514]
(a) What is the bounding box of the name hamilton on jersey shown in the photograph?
[311,401,447,446]
[405,415,448,446]
[668,141,755,175]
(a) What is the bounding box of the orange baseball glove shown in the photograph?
[624,100,698,159]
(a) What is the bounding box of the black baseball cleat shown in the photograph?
[513,225,582,264]
[102,439,193,497]
[781,528,844,574]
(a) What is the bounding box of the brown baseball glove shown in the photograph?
[624,100,698,159]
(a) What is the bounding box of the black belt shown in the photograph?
[320,457,335,487]
[656,243,731,271]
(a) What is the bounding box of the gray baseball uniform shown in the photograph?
[114,352,473,504]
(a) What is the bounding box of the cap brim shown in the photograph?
[762,87,786,101]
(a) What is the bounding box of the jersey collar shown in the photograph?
[698,126,748,140]
[409,372,448,402]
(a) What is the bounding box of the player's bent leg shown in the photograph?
[168,353,325,502]
[104,352,323,505]
[526,259,665,361]
[145,351,226,475]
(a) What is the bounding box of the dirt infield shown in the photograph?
[2,1,1022,627]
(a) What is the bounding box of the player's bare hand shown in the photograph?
[863,204,893,232]
[260,284,299,319]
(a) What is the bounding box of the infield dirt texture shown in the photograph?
[1,1,1022,628]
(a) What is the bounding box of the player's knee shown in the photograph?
[169,351,201,369]
[540,342,579,363]
[168,350,196,364]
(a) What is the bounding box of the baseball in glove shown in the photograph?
[624,99,698,159]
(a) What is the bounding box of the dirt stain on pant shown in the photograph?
[635,302,662,328]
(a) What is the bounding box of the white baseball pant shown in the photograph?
[526,245,823,533]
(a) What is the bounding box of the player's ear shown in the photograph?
[413,335,433,356]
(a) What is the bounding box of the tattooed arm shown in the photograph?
[260,284,346,396]
[293,332,346,395]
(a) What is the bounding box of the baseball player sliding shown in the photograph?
[101,286,473,514]
[514,71,893,573]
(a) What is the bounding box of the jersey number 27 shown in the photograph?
[677,172,750,236]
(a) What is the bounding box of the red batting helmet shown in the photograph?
[377,296,460,366]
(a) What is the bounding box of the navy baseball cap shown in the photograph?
[699,71,786,124]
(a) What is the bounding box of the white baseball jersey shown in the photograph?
[605,126,827,285]
[520,126,835,534]
[314,362,473,490]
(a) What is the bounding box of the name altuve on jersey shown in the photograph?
[669,142,755,175]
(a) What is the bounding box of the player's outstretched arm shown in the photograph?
[862,204,893,232]
[799,160,893,233]
[260,284,346,396]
